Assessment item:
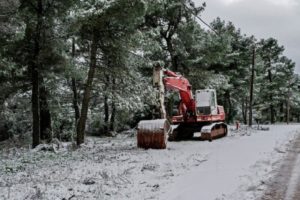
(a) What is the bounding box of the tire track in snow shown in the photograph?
[284,152,300,200]
[261,134,300,200]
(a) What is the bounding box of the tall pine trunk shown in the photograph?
[103,74,110,135]
[39,78,52,142]
[110,102,116,132]
[225,90,233,123]
[248,47,255,127]
[32,63,40,148]
[76,34,98,145]
[242,97,248,124]
[280,103,284,122]
[109,78,116,132]
[71,38,80,126]
[104,94,109,134]
[286,80,291,124]
[268,68,275,124]
[72,78,80,124]
[31,0,44,148]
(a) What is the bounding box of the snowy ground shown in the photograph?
[0,124,300,200]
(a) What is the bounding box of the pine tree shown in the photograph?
[257,38,284,124]
[75,0,146,145]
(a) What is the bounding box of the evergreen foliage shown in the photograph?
[0,0,299,146]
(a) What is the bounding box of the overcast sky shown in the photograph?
[194,0,300,73]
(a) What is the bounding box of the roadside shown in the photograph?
[0,125,299,200]
[260,133,300,200]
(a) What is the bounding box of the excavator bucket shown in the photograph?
[137,119,170,149]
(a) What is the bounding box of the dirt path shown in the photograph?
[261,134,300,200]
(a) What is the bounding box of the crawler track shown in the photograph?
[168,122,227,141]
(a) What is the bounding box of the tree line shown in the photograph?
[0,0,299,147]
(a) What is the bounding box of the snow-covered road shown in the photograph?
[160,125,300,200]
[0,124,299,200]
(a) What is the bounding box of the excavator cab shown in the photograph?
[195,89,218,115]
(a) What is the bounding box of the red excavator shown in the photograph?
[137,66,227,149]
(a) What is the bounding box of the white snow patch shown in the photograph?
[160,124,300,200]
[0,125,299,200]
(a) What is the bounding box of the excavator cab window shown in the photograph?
[195,90,217,115]
[164,92,181,117]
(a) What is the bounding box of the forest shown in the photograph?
[1,0,299,147]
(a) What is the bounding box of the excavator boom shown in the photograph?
[163,70,196,115]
